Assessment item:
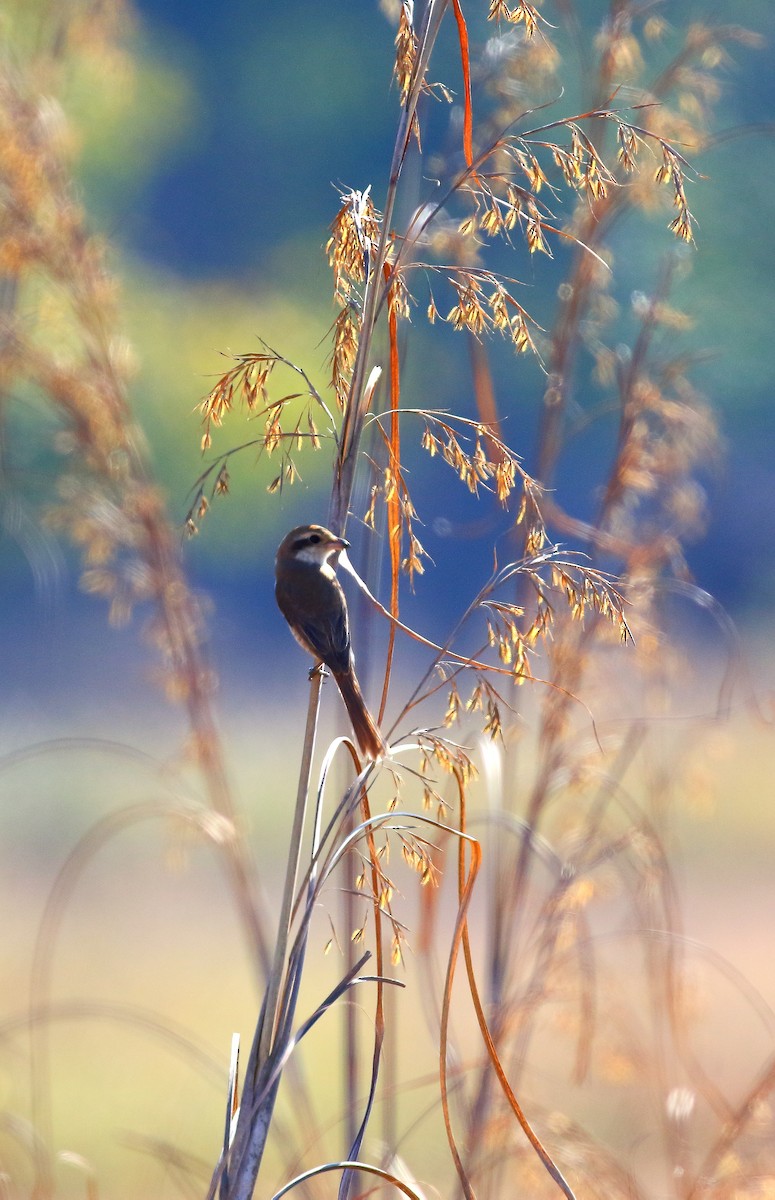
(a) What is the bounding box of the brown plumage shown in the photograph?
[274,524,386,761]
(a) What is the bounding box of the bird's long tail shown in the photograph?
[333,669,387,761]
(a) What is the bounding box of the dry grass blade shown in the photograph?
[271,1158,425,1200]
[339,781,388,1200]
[437,815,481,1200]
[451,0,474,171]
[221,672,324,1200]
[378,261,403,727]
[443,770,577,1199]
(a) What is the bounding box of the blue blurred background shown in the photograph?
[4,0,775,722]
[131,0,775,612]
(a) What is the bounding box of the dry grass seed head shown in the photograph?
[393,1,417,105]
[326,187,381,298]
[487,1,543,40]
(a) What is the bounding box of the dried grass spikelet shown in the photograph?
[329,303,360,412]
[192,347,331,523]
[439,267,542,356]
[487,1,543,40]
[393,0,417,105]
[399,832,440,887]
[326,187,381,299]
[324,187,384,409]
[199,352,278,450]
[654,144,695,242]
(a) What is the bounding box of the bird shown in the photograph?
[274,523,386,761]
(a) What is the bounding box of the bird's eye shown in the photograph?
[308,534,321,544]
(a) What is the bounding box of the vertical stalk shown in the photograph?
[222,670,323,1200]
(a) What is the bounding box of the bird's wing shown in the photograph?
[295,605,351,673]
[276,569,352,674]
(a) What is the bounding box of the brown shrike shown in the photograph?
[275,524,386,761]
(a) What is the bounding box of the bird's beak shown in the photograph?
[332,536,350,551]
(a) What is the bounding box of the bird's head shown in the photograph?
[275,524,350,572]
